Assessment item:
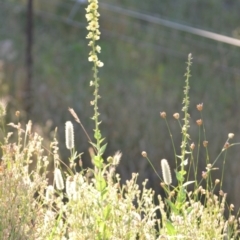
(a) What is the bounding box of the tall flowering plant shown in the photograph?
[85,1,107,188]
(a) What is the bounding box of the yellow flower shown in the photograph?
[87,21,99,31]
[96,60,104,67]
[94,35,100,40]
[86,32,93,39]
[88,41,93,46]
[89,2,98,11]
[95,29,101,35]
[88,55,98,62]
[86,13,94,22]
[96,45,101,53]
[86,6,91,13]
[86,3,98,12]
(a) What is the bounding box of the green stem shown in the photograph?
[165,118,177,167]
[145,156,162,181]
[220,150,227,190]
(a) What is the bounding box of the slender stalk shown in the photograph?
[164,117,177,166]
[220,150,228,190]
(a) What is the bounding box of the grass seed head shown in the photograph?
[196,103,203,111]
[65,121,74,150]
[54,168,64,190]
[161,159,172,185]
[160,111,166,119]
[173,113,179,119]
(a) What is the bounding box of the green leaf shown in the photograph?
[99,222,106,236]
[95,174,107,192]
[99,143,107,156]
[165,220,176,235]
[99,138,105,144]
[101,188,108,199]
[182,181,195,187]
[176,155,183,160]
[93,156,103,169]
[175,170,185,182]
[94,129,102,140]
[186,206,193,215]
[180,158,188,166]
[89,141,98,149]
[176,187,186,210]
[103,205,111,220]
[165,199,178,214]
[180,170,187,176]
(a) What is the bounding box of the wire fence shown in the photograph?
[1,0,240,76]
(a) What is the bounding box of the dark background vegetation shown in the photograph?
[1,0,240,210]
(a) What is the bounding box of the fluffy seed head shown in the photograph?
[113,151,122,166]
[66,176,76,199]
[54,168,64,190]
[45,185,54,202]
[161,159,172,185]
[65,121,74,150]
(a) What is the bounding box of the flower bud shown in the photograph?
[141,151,147,157]
[173,113,179,119]
[228,133,234,139]
[190,143,195,150]
[215,179,220,185]
[196,119,203,126]
[203,141,208,147]
[160,112,166,119]
[196,103,203,111]
[202,171,207,179]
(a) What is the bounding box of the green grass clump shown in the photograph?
[0,0,239,239]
